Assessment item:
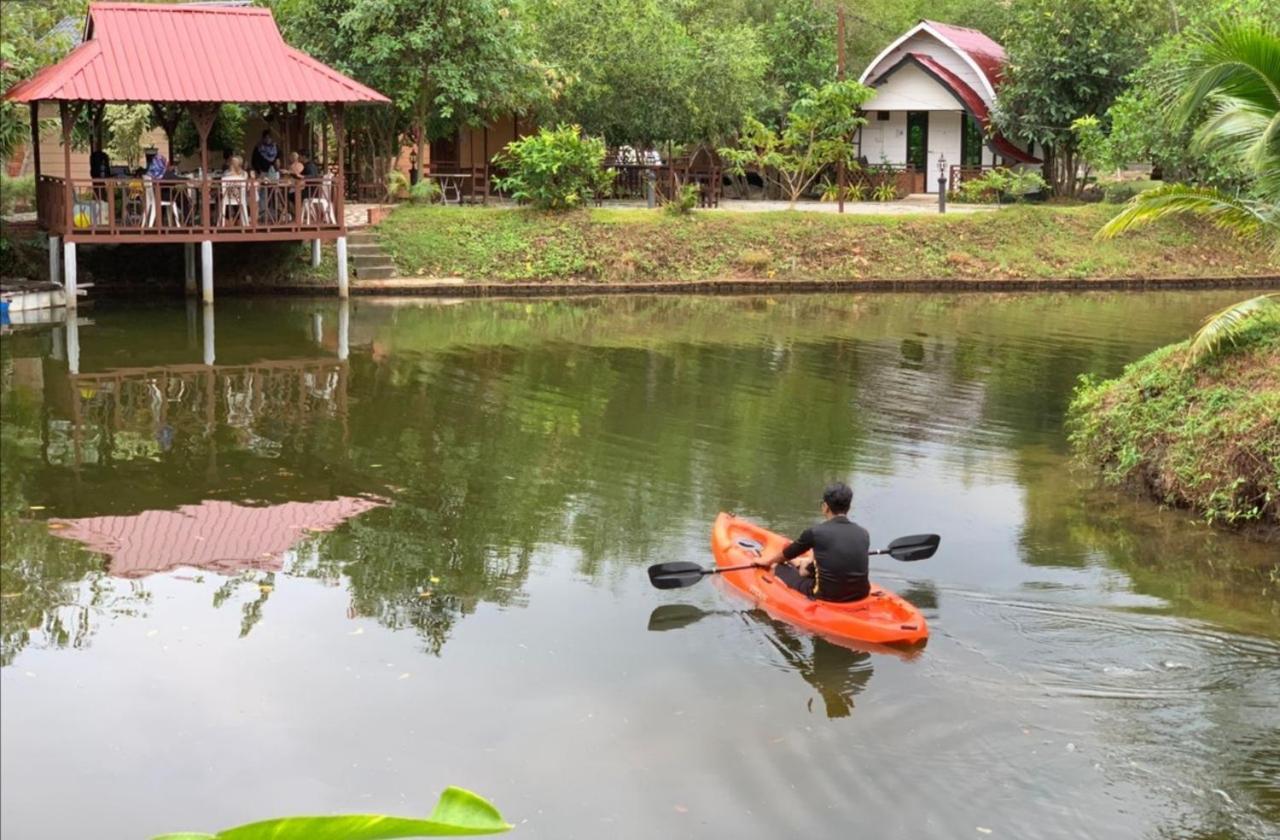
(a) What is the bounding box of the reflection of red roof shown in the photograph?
[4,2,389,104]
[49,496,384,578]
[892,53,1040,165]
[923,20,1007,89]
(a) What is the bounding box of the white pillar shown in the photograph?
[337,300,350,362]
[66,316,80,375]
[200,241,214,304]
[63,241,77,309]
[311,239,322,267]
[336,236,349,298]
[49,236,62,285]
[184,243,196,295]
[202,303,215,367]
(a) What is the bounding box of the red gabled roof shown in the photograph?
[922,20,1007,89]
[4,2,388,104]
[897,53,1040,165]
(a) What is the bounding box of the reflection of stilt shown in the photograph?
[312,311,323,345]
[337,300,350,362]
[202,304,215,367]
[66,316,80,375]
[186,298,198,348]
[50,326,65,361]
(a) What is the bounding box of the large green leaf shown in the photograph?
[155,787,511,840]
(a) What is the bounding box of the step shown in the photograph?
[351,254,394,267]
[347,243,385,256]
[354,264,396,280]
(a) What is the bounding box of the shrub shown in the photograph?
[664,183,700,216]
[494,124,615,211]
[385,169,410,202]
[955,168,1047,203]
[0,173,36,215]
[871,182,898,202]
[408,178,442,205]
[819,179,866,202]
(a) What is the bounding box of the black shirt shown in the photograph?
[782,515,871,602]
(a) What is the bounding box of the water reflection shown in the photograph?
[2,293,1278,840]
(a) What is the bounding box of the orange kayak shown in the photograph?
[711,512,928,647]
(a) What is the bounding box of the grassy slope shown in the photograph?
[1068,315,1280,526]
[375,204,1278,283]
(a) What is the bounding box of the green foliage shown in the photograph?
[955,168,1049,203]
[664,182,701,215]
[173,104,246,160]
[993,0,1163,195]
[0,173,35,215]
[153,786,510,839]
[103,105,154,169]
[819,179,866,202]
[719,79,874,207]
[409,178,442,205]
[1099,17,1280,251]
[1068,314,1280,525]
[525,0,768,144]
[494,124,614,211]
[386,169,410,202]
[1185,293,1280,367]
[0,0,82,160]
[871,182,899,202]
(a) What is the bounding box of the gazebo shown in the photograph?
[2,2,389,305]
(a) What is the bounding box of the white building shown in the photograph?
[856,20,1041,193]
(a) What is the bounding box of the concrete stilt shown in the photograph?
[202,304,215,367]
[49,235,62,285]
[63,241,77,309]
[337,300,350,362]
[311,239,322,267]
[200,241,214,303]
[66,316,80,375]
[336,235,349,298]
[184,243,197,295]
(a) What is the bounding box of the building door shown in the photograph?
[906,111,928,192]
[960,113,984,168]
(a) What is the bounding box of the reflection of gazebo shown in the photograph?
[49,496,383,577]
[3,2,389,305]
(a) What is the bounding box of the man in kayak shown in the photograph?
[753,482,871,602]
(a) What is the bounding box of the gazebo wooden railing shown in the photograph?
[41,175,342,241]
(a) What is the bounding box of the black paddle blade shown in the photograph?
[886,534,940,562]
[647,604,712,631]
[647,561,709,589]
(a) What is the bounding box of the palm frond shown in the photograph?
[1184,293,1280,368]
[1097,183,1276,245]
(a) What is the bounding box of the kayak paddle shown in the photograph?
[646,533,940,590]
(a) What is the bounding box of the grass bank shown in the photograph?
[376,204,1277,284]
[1068,314,1280,527]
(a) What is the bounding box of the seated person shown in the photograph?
[145,151,168,180]
[287,151,305,178]
[753,482,871,603]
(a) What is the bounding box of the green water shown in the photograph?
[1,292,1277,840]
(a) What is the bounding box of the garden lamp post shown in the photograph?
[937,154,947,214]
[410,149,418,185]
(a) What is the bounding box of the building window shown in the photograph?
[876,111,890,121]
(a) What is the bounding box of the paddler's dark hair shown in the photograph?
[823,482,853,514]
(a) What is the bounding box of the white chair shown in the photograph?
[301,174,336,225]
[142,176,181,228]
[218,177,249,226]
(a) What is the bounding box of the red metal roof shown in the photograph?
[922,20,1007,89]
[898,53,1041,165]
[4,2,388,104]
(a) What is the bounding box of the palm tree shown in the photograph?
[1098,19,1280,250]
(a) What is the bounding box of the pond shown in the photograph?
[1,292,1277,840]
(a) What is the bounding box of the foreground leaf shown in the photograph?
[155,787,511,839]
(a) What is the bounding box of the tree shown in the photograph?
[719,79,875,207]
[102,105,152,168]
[0,0,84,162]
[1099,18,1280,251]
[992,0,1163,195]
[336,0,546,176]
